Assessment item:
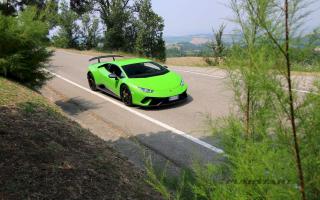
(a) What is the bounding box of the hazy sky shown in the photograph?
[152,0,320,36]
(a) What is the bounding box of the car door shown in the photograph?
[96,64,111,86]
[103,64,124,96]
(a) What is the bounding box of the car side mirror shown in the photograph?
[163,65,168,68]
[108,73,118,79]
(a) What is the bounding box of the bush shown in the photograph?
[0,7,52,88]
[52,34,70,49]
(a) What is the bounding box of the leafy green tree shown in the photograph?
[0,0,46,16]
[75,0,165,56]
[135,0,166,61]
[52,0,80,48]
[0,7,52,88]
[291,28,320,70]
[70,0,92,15]
[146,0,319,199]
[105,0,131,50]
[79,14,101,50]
[123,12,139,52]
[210,24,226,57]
[0,0,16,16]
[39,0,59,29]
[93,0,131,50]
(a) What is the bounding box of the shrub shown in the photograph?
[0,7,52,88]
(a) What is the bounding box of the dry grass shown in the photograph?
[0,78,56,109]
[165,57,211,67]
[292,71,320,77]
[0,77,162,200]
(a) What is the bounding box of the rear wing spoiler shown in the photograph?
[89,55,123,63]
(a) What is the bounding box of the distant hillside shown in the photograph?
[165,34,211,45]
[165,34,241,57]
[165,34,241,45]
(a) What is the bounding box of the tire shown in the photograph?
[87,72,98,91]
[121,85,133,106]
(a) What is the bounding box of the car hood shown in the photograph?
[128,71,182,91]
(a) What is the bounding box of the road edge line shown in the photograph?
[173,69,226,79]
[45,70,224,154]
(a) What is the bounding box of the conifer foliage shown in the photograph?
[0,7,52,88]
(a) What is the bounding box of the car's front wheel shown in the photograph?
[121,85,133,106]
[87,72,98,91]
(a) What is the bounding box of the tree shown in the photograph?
[228,0,263,137]
[93,0,131,50]
[79,13,101,50]
[0,0,46,16]
[210,24,226,57]
[52,0,80,48]
[246,0,308,198]
[134,0,166,61]
[40,0,59,29]
[70,0,92,15]
[73,0,165,57]
[146,1,319,199]
[0,0,16,16]
[0,7,52,88]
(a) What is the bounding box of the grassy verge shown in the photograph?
[0,77,162,199]
[292,63,320,75]
[165,57,211,67]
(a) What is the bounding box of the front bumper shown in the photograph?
[130,84,188,107]
[140,90,188,107]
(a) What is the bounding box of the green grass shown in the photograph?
[0,78,42,106]
[292,63,320,73]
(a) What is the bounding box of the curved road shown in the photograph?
[41,50,315,169]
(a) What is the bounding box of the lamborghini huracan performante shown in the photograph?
[87,55,188,107]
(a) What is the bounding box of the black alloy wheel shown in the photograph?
[87,73,97,91]
[121,85,133,106]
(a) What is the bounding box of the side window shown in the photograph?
[144,62,161,70]
[104,64,111,71]
[98,64,110,70]
[109,64,124,78]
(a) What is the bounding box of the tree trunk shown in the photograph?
[284,1,306,199]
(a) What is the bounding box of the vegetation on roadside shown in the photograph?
[0,7,52,88]
[50,0,166,61]
[204,24,227,66]
[0,77,162,199]
[1,0,319,199]
[146,0,320,199]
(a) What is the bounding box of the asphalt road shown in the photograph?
[41,50,316,169]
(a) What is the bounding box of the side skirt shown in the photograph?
[97,85,120,99]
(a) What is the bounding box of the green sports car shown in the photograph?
[87,55,188,107]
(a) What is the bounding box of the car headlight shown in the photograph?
[180,79,185,86]
[139,87,154,93]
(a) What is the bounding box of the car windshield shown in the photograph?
[122,62,169,78]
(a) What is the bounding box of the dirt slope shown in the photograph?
[0,78,162,200]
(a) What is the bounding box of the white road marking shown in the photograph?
[283,87,318,95]
[291,88,318,94]
[56,50,92,58]
[45,70,225,154]
[174,70,318,94]
[173,69,226,79]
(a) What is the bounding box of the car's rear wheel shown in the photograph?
[121,85,133,106]
[87,73,97,91]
